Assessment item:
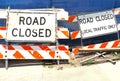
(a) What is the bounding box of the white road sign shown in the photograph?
[77,10,117,38]
[7,11,56,42]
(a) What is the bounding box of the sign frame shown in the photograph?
[77,10,118,39]
[6,10,57,43]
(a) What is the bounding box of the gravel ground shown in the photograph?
[0,60,120,81]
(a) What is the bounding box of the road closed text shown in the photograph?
[12,28,51,37]
[78,13,114,24]
[7,12,56,42]
[19,16,46,25]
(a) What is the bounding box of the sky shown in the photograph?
[0,0,120,46]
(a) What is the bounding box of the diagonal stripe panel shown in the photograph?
[13,51,25,59]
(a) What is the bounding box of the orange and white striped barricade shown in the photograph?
[0,45,70,59]
[113,7,120,15]
[69,8,120,40]
[72,40,120,55]
[57,27,69,39]
[0,45,6,59]
[70,30,81,39]
[0,27,6,39]
[0,8,70,60]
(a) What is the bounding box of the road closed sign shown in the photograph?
[7,10,56,42]
[77,10,117,38]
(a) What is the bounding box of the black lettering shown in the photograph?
[25,29,31,37]
[19,17,25,25]
[93,26,107,32]
[79,19,83,24]
[82,19,86,24]
[95,16,101,21]
[26,17,32,25]
[19,28,24,37]
[109,14,114,19]
[79,17,93,24]
[45,29,51,37]
[40,17,46,25]
[32,17,39,25]
[19,17,46,25]
[39,29,44,37]
[82,29,92,34]
[12,28,18,37]
[108,25,115,29]
[96,14,114,22]
[32,29,37,37]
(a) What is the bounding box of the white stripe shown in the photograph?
[58,51,69,59]
[0,31,6,39]
[94,44,101,49]
[31,46,42,50]
[114,8,120,15]
[106,41,115,48]
[37,51,53,59]
[12,46,24,50]
[57,31,69,39]
[0,9,7,18]
[18,50,34,59]
[7,51,16,59]
[0,45,6,50]
[117,24,120,30]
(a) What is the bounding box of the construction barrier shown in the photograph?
[69,8,120,55]
[0,45,70,59]
[0,8,70,60]
[72,40,120,54]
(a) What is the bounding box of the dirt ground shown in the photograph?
[69,51,120,66]
[0,60,120,81]
[0,52,120,81]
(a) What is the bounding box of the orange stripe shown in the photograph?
[0,53,3,58]
[29,51,43,59]
[13,51,25,59]
[61,31,69,38]
[55,10,61,12]
[71,31,79,39]
[39,46,51,50]
[2,45,15,50]
[68,15,76,23]
[73,48,79,54]
[65,51,70,55]
[119,11,120,14]
[21,45,33,50]
[0,27,6,30]
[60,18,65,20]
[100,42,108,48]
[112,40,120,48]
[49,51,55,58]
[88,44,95,48]
[58,46,68,50]
[8,45,15,50]
[0,35,3,39]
